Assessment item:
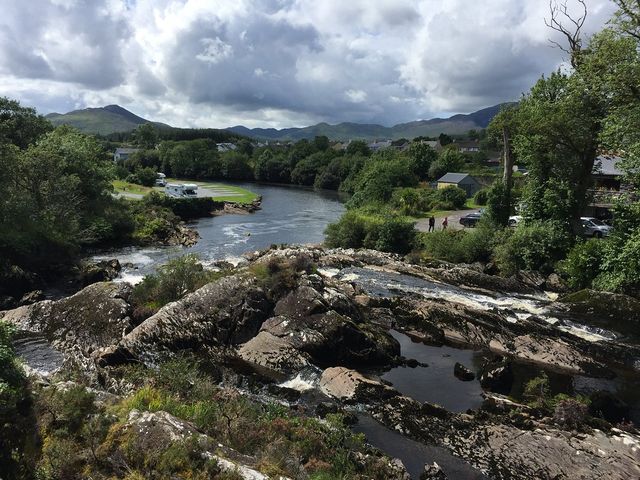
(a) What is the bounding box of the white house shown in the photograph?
[113,147,140,162]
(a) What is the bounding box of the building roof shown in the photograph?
[594,155,624,177]
[115,147,139,155]
[437,172,475,184]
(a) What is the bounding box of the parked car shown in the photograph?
[508,215,523,227]
[580,217,611,238]
[459,212,482,228]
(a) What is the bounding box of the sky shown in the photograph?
[0,0,619,129]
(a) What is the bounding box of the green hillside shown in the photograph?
[46,105,169,135]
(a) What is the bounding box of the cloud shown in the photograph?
[0,0,620,128]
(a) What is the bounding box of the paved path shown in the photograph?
[415,209,481,232]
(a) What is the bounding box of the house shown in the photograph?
[113,147,140,162]
[367,139,392,152]
[217,143,237,153]
[454,140,481,153]
[586,155,629,219]
[419,140,443,152]
[437,172,481,197]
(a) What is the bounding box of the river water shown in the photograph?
[19,183,640,478]
[93,183,346,282]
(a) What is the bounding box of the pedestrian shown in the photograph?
[428,215,435,232]
[442,217,448,230]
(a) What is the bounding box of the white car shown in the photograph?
[508,215,522,227]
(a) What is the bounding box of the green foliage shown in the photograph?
[347,153,418,208]
[291,151,334,186]
[428,147,465,180]
[143,190,219,219]
[325,210,416,254]
[132,123,159,149]
[390,187,437,216]
[406,142,437,180]
[345,140,371,156]
[485,180,512,226]
[0,96,52,149]
[419,223,497,264]
[159,138,221,179]
[221,151,253,180]
[559,239,608,289]
[134,166,158,187]
[254,150,291,183]
[493,221,573,275]
[473,188,489,206]
[0,321,36,480]
[437,185,467,209]
[132,254,222,309]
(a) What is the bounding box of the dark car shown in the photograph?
[459,212,482,228]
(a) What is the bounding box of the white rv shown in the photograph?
[165,183,198,198]
[155,173,167,187]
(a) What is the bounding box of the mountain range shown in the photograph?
[45,103,511,140]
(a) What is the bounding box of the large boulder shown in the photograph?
[319,367,397,402]
[237,330,312,377]
[97,275,272,366]
[478,356,514,395]
[1,282,132,355]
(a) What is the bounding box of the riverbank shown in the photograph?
[4,245,640,479]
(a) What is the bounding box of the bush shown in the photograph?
[132,254,223,309]
[437,185,467,209]
[143,191,219,219]
[420,222,497,264]
[390,188,437,216]
[324,210,372,249]
[493,221,573,275]
[135,166,158,187]
[559,238,607,289]
[371,216,417,254]
[473,188,489,206]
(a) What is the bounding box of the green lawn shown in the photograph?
[112,180,154,196]
[162,178,259,204]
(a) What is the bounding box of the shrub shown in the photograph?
[559,238,607,289]
[144,191,219,219]
[473,188,489,206]
[437,185,467,209]
[420,223,498,263]
[390,187,437,216]
[324,210,372,249]
[371,216,417,254]
[493,221,573,275]
[132,254,222,309]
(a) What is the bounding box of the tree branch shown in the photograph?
[545,0,588,68]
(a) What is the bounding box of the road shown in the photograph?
[415,209,481,232]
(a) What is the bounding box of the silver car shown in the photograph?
[580,217,611,238]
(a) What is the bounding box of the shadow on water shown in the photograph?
[353,414,488,480]
[13,332,65,376]
[381,330,487,413]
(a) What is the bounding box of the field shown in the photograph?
[112,179,258,204]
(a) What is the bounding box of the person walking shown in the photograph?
[442,217,448,230]
[428,215,435,232]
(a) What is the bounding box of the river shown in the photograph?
[93,183,346,282]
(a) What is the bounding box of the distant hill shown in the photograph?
[46,102,513,140]
[228,103,513,141]
[46,105,170,135]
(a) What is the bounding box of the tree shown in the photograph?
[313,135,330,151]
[406,142,437,180]
[438,133,453,146]
[0,96,52,149]
[345,140,371,156]
[133,123,159,149]
[428,147,465,180]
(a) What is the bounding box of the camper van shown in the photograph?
[165,183,198,198]
[155,173,167,187]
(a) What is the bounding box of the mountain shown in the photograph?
[46,105,170,135]
[228,103,513,141]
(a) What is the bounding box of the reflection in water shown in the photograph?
[381,330,486,412]
[353,414,487,480]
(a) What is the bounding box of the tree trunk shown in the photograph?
[502,127,513,216]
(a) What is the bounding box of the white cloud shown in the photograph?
[0,0,619,128]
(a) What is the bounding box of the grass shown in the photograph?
[112,179,259,204]
[163,178,259,204]
[112,180,154,196]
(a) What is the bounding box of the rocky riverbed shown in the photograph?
[3,245,640,479]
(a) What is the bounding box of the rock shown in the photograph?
[98,275,272,366]
[454,362,475,381]
[545,273,568,293]
[166,223,199,247]
[479,356,513,394]
[316,402,339,418]
[559,289,640,337]
[1,282,132,355]
[237,331,312,377]
[18,289,44,306]
[78,259,121,285]
[319,366,397,402]
[430,266,538,295]
[515,271,547,290]
[0,295,15,310]
[588,391,630,424]
[421,462,447,480]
